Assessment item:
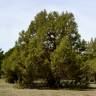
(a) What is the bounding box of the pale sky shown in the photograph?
[0,0,96,52]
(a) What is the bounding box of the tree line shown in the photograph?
[0,10,96,88]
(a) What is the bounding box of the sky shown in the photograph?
[0,0,96,52]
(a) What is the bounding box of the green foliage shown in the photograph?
[0,49,4,77]
[87,38,96,59]
[2,10,90,88]
[85,38,96,82]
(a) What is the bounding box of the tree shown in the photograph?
[86,38,96,82]
[0,49,4,77]
[2,10,90,88]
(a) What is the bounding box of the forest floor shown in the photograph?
[1,79,96,96]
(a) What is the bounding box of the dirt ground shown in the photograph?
[0,79,96,96]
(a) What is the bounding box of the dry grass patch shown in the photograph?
[0,79,96,96]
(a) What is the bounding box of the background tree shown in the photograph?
[86,38,96,82]
[0,49,4,77]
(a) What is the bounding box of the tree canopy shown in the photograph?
[1,10,91,88]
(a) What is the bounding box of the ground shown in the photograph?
[0,79,96,96]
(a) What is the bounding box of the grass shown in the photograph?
[0,79,96,96]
